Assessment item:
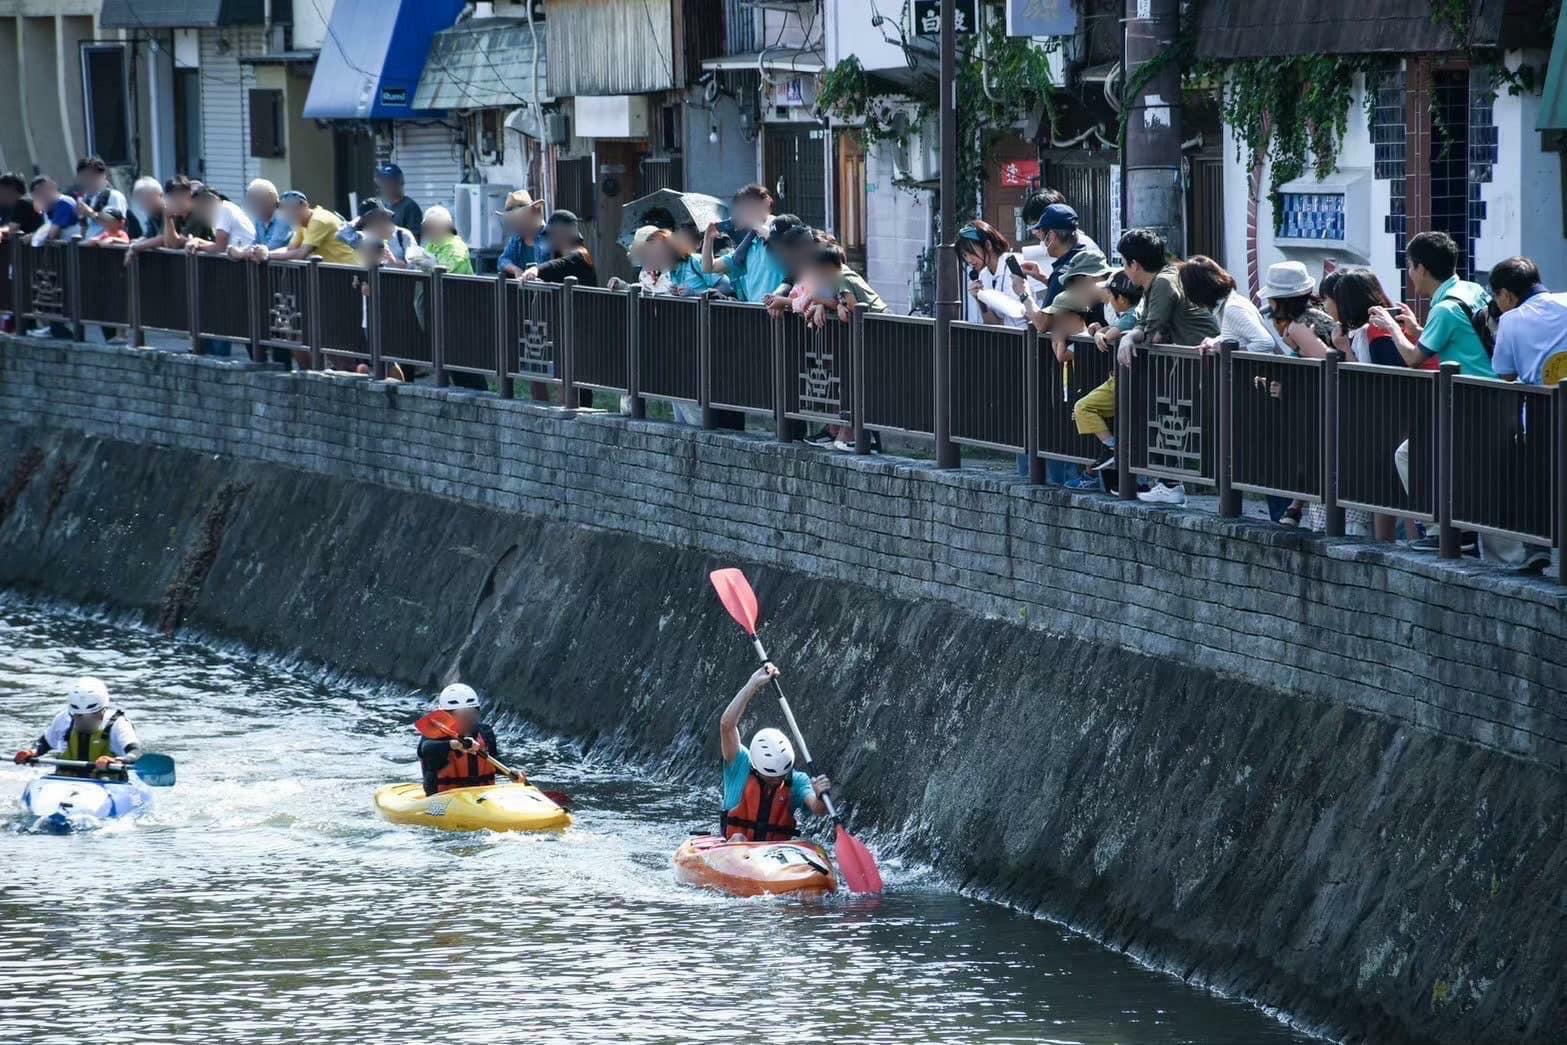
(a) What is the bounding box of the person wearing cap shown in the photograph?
[498,190,551,278]
[253,190,358,266]
[519,209,596,285]
[244,178,294,252]
[420,205,473,275]
[73,156,127,240]
[373,162,423,241]
[353,200,423,266]
[186,185,257,255]
[1020,203,1106,309]
[1019,250,1109,340]
[1259,260,1336,356]
[84,206,129,245]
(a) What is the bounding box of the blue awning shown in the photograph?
[303,0,466,120]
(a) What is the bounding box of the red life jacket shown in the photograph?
[720,771,797,841]
[434,734,496,793]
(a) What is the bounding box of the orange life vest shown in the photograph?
[434,734,496,793]
[720,771,797,841]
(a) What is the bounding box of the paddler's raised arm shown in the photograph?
[720,663,778,763]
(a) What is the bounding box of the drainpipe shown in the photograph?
[1123,0,1183,254]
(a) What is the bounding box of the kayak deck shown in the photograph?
[673,836,838,897]
[373,781,571,833]
[21,774,154,833]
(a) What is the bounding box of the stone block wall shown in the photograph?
[3,335,1564,768]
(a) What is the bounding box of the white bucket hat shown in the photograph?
[1262,260,1317,299]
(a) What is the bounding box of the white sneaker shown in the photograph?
[1137,482,1187,506]
[25,328,52,338]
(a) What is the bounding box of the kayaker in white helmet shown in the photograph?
[417,683,525,796]
[13,676,142,780]
[718,663,831,841]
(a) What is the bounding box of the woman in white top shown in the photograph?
[186,185,257,253]
[957,219,1029,328]
[1178,255,1277,352]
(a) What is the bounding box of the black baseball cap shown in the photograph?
[545,209,579,228]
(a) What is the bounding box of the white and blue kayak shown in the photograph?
[21,773,155,834]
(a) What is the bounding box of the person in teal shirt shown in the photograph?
[1376,230,1495,378]
[717,662,830,841]
[700,184,794,304]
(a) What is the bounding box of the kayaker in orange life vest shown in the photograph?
[417,683,525,796]
[719,663,831,841]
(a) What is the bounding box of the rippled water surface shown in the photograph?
[0,605,1320,1044]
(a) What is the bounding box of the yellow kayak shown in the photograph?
[373,782,572,833]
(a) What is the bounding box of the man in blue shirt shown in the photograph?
[717,662,830,841]
[28,176,82,244]
[700,184,792,304]
[242,178,294,253]
[1489,256,1567,386]
[497,190,551,277]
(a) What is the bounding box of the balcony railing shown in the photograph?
[7,239,1564,584]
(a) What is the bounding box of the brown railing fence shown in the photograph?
[6,238,1564,581]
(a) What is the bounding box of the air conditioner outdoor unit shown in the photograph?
[895,121,940,185]
[452,182,513,249]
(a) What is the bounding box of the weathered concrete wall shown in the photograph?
[2,336,1567,1044]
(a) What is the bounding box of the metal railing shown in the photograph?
[6,235,1564,583]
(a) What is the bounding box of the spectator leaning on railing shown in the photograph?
[1260,261,1337,357]
[497,190,551,277]
[27,176,82,246]
[244,178,293,253]
[185,185,256,255]
[419,206,472,275]
[126,176,163,242]
[1112,227,1221,506]
[73,156,125,241]
[1179,255,1276,353]
[1066,270,1144,488]
[252,191,358,266]
[701,183,788,304]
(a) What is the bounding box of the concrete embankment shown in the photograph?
[2,336,1565,1044]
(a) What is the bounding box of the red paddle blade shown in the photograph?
[540,790,573,810]
[709,568,760,636]
[834,824,885,895]
[414,710,461,740]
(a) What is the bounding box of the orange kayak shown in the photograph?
[673,836,838,897]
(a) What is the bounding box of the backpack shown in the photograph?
[1454,297,1497,358]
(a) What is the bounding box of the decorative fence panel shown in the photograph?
[258,262,310,355]
[507,280,563,384]
[782,316,851,427]
[1130,345,1216,487]
[23,242,73,323]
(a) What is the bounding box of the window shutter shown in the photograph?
[248,89,285,158]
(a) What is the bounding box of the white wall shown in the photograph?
[1221,62,1567,302]
[825,0,906,71]
[864,141,931,314]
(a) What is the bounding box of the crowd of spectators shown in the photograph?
[2,158,1562,566]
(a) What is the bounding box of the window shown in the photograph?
[80,44,131,165]
[249,89,285,158]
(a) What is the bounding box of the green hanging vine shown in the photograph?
[816,22,1062,216]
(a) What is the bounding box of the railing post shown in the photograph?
[560,275,577,408]
[127,248,144,347]
[1556,379,1567,585]
[67,242,84,342]
[933,300,960,468]
[772,310,788,442]
[1322,349,1346,537]
[431,266,448,388]
[625,285,645,419]
[492,271,511,398]
[367,261,385,379]
[1117,350,1137,499]
[306,256,323,371]
[185,251,199,353]
[699,291,715,430]
[851,303,869,455]
[245,256,263,363]
[1024,327,1044,484]
[1436,361,1459,559]
[1216,340,1240,518]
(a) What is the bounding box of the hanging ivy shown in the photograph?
[815,22,1062,217]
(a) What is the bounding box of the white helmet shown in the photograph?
[437,683,480,710]
[748,728,795,779]
[67,677,111,716]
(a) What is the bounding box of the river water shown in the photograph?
[0,603,1320,1044]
